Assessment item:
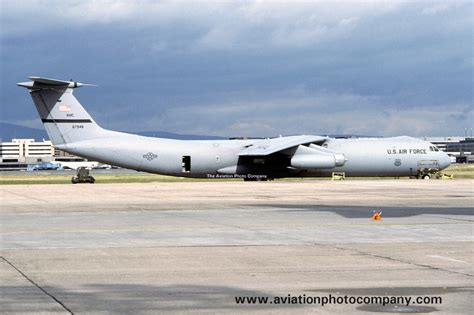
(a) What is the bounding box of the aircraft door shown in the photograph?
[182,156,191,173]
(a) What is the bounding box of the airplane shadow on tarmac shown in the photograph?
[4,283,472,313]
[245,204,474,219]
[1,284,299,313]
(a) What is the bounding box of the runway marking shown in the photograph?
[313,244,474,278]
[0,256,74,314]
[0,226,235,235]
[0,188,49,203]
[98,249,112,257]
[429,255,469,264]
[429,216,474,223]
[200,211,474,278]
[0,221,470,236]
[166,211,474,279]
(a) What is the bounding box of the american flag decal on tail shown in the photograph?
[59,105,71,112]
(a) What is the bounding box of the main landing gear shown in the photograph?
[71,167,95,184]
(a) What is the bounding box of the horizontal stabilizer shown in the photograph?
[17,76,96,89]
[29,77,74,85]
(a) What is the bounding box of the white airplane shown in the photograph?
[18,77,451,180]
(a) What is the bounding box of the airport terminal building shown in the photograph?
[0,138,89,170]
[421,137,474,163]
[0,136,473,171]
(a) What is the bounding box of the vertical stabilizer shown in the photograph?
[17,77,106,145]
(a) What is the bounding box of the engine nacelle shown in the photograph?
[333,153,346,166]
[291,153,345,169]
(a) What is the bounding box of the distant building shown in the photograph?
[0,138,87,170]
[421,137,474,163]
[54,147,89,162]
[1,138,54,164]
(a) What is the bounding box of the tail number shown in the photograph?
[72,125,84,129]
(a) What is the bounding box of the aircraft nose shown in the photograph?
[440,152,452,170]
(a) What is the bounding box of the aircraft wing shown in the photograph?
[238,135,327,156]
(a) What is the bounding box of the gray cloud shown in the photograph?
[1,0,472,137]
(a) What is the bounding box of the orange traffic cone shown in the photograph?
[371,210,382,221]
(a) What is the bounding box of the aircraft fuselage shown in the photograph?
[57,133,451,179]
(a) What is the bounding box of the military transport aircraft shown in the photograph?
[18,77,451,180]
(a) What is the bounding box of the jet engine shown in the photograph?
[289,144,346,169]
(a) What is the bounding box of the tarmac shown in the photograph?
[1,180,473,314]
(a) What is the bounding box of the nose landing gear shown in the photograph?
[416,168,437,180]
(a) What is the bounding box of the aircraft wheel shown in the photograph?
[71,177,79,184]
[422,174,431,180]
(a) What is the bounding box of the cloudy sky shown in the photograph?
[1,0,472,137]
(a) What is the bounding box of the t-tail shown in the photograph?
[17,77,108,145]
